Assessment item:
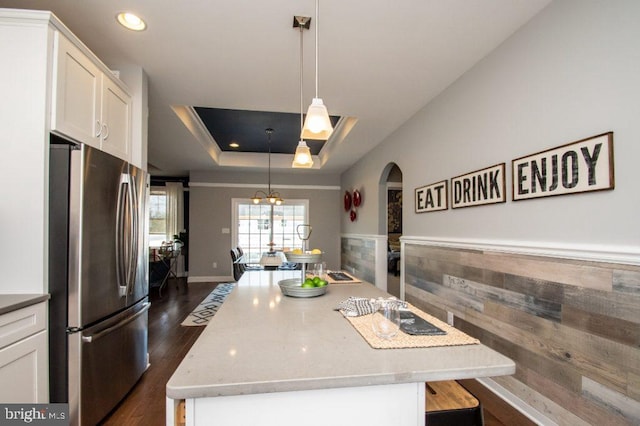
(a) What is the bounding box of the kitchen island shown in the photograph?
[166,270,514,425]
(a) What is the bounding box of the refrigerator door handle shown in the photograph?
[115,173,130,297]
[126,171,139,295]
[81,302,150,343]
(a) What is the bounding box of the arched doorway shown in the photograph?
[379,163,402,298]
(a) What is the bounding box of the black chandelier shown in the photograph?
[251,128,283,205]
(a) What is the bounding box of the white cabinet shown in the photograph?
[51,32,101,149]
[0,9,145,294]
[52,31,132,161]
[100,76,132,160]
[0,303,48,403]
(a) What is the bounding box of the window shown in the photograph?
[149,189,167,247]
[148,183,185,249]
[233,199,308,262]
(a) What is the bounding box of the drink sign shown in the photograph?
[451,163,506,209]
[512,132,614,201]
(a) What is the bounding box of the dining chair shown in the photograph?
[237,246,261,271]
[230,248,244,281]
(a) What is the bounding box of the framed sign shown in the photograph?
[451,163,506,209]
[415,180,448,213]
[512,132,614,201]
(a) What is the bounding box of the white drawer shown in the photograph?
[0,302,47,350]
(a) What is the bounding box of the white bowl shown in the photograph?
[283,252,322,264]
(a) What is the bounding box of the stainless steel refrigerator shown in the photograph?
[49,136,150,426]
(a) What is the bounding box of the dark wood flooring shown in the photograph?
[100,277,534,426]
[458,379,537,426]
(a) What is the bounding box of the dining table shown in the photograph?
[165,270,514,426]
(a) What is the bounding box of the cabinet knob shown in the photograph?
[103,123,109,140]
[95,120,102,137]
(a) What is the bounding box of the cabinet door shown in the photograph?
[100,77,132,161]
[0,331,48,403]
[51,32,101,148]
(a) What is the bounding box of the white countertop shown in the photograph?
[166,270,514,400]
[0,294,50,316]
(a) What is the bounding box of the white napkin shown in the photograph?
[336,297,407,317]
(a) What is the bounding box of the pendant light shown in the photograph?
[300,0,333,140]
[293,16,314,168]
[251,128,283,205]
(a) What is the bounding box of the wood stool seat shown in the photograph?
[425,380,483,426]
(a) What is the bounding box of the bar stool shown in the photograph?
[425,381,483,425]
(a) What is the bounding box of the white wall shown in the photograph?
[342,0,640,255]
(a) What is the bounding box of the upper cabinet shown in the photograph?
[52,31,132,162]
[100,77,132,160]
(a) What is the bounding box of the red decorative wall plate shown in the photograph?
[350,209,357,222]
[344,191,352,211]
[353,190,362,207]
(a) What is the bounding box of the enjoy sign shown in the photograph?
[512,132,614,201]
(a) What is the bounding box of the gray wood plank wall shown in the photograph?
[341,236,376,284]
[403,244,640,426]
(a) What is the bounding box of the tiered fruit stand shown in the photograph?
[278,251,326,297]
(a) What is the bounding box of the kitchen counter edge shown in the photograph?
[0,294,50,315]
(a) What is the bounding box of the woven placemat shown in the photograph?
[344,304,479,349]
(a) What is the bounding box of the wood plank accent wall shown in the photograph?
[404,243,640,426]
[341,236,376,284]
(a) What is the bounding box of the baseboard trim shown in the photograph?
[476,378,557,426]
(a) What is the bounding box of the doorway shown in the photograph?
[380,163,402,298]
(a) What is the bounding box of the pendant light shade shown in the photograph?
[301,98,332,140]
[301,0,333,140]
[292,141,313,168]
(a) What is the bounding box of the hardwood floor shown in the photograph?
[99,277,534,426]
[387,272,401,299]
[458,379,538,426]
[101,278,218,425]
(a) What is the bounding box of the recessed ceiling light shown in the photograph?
[116,12,147,31]
[229,142,240,148]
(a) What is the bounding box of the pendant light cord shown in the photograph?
[314,0,319,98]
[300,26,304,130]
[267,128,273,194]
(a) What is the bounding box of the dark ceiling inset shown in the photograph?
[194,107,340,155]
